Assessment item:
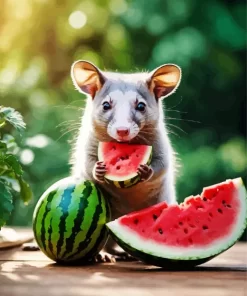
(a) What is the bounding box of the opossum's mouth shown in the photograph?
[107,129,140,143]
[104,134,136,143]
[107,132,150,145]
[115,135,136,143]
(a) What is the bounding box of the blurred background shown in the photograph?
[0,0,246,231]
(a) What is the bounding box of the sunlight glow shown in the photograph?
[69,11,87,29]
[20,149,35,165]
[26,134,51,148]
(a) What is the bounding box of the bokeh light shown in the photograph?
[68,11,87,29]
[20,149,35,165]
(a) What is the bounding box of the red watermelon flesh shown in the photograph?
[98,142,152,181]
[107,178,247,262]
[120,181,238,247]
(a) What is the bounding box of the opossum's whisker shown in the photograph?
[165,109,186,114]
[139,130,156,136]
[56,127,79,142]
[166,123,187,134]
[166,96,183,110]
[56,120,80,129]
[166,117,201,124]
[166,127,180,138]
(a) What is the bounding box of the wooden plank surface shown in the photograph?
[0,230,246,296]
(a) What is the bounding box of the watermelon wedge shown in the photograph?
[107,178,247,268]
[98,142,152,188]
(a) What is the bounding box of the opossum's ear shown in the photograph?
[71,60,106,98]
[147,64,181,100]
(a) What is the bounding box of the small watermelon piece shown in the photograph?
[98,142,152,188]
[33,177,110,263]
[107,178,247,268]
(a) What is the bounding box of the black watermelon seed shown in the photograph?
[153,214,158,220]
[218,208,223,214]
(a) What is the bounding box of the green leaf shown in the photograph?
[2,134,18,153]
[0,180,14,229]
[0,107,26,133]
[0,168,13,177]
[0,175,20,192]
[18,177,33,204]
[0,141,7,153]
[4,154,23,177]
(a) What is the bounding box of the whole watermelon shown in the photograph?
[32,177,110,263]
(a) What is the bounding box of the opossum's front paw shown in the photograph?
[93,161,107,183]
[137,164,153,182]
[92,251,116,263]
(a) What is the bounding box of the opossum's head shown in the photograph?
[71,61,181,143]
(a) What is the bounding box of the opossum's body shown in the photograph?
[70,61,182,259]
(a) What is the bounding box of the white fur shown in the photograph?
[71,98,93,179]
[106,90,140,141]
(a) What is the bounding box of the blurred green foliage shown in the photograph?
[0,107,32,229]
[0,0,246,232]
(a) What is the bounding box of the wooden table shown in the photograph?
[0,230,246,296]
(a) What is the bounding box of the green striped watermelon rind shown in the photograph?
[108,230,215,269]
[32,177,111,264]
[106,178,247,269]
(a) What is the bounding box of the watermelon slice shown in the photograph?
[107,178,247,268]
[98,142,152,188]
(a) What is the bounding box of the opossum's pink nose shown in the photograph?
[117,127,130,137]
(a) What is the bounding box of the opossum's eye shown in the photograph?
[102,101,111,111]
[136,102,146,112]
